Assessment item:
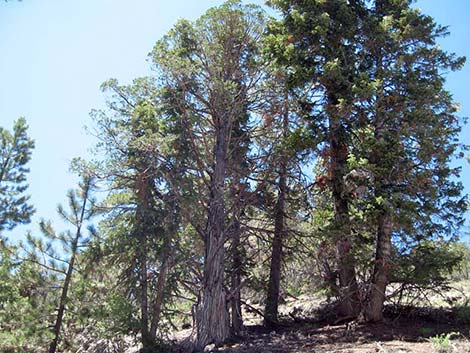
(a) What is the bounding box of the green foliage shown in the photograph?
[454,302,470,325]
[418,326,435,337]
[427,332,459,353]
[0,118,35,233]
[0,242,54,352]
[267,0,467,309]
[450,242,470,281]
[0,1,468,350]
[392,240,463,288]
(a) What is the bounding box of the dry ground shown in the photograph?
[206,320,470,353]
[195,287,470,353]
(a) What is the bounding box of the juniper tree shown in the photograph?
[151,1,267,348]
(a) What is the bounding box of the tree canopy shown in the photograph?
[0,117,35,234]
[0,1,468,352]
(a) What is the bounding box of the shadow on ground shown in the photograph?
[207,305,470,353]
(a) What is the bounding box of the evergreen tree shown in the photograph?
[17,175,100,353]
[267,0,467,321]
[266,0,365,317]
[151,1,267,348]
[33,175,99,353]
[89,76,186,349]
[357,0,467,321]
[0,240,54,352]
[0,118,35,233]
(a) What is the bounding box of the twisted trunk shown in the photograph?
[230,215,243,333]
[194,117,230,351]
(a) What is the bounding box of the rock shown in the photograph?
[204,343,215,352]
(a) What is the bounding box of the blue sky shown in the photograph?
[0,0,469,241]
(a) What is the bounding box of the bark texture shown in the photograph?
[264,94,289,327]
[230,215,243,334]
[366,210,392,322]
[194,118,230,351]
[329,116,360,318]
[264,169,286,327]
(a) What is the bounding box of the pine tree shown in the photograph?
[0,118,35,233]
[89,76,186,349]
[41,175,99,353]
[0,240,55,352]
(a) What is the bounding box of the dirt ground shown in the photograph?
[170,287,470,353]
[194,294,470,353]
[207,320,470,353]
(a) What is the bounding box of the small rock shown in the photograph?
[204,343,215,352]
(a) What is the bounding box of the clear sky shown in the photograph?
[0,0,469,241]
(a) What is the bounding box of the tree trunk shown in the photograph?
[149,244,170,340]
[264,175,286,327]
[264,94,288,327]
[329,117,360,318]
[139,240,152,348]
[366,0,392,321]
[48,248,77,353]
[49,184,89,353]
[135,172,153,349]
[230,216,243,334]
[149,194,177,340]
[194,118,230,351]
[366,210,392,321]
